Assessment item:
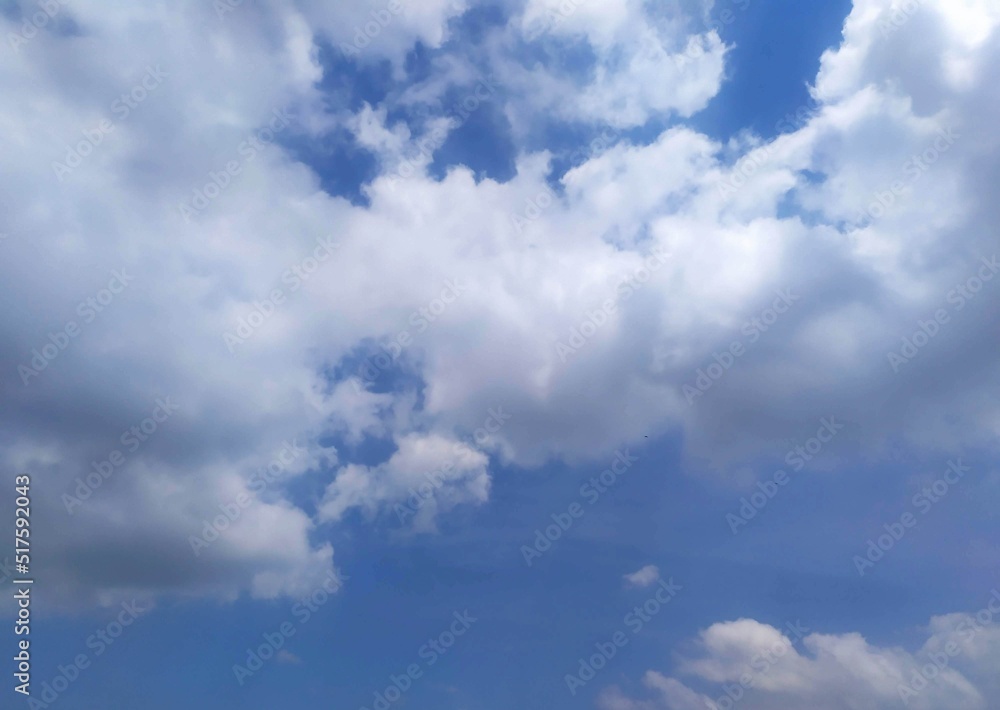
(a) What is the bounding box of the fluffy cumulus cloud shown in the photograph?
[318,431,490,533]
[2,0,999,612]
[513,0,728,127]
[294,0,467,69]
[598,600,1000,709]
[0,0,465,607]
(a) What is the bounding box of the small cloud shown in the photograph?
[276,649,301,664]
[623,564,660,588]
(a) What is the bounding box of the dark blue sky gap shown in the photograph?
[297,0,853,205]
[689,0,854,142]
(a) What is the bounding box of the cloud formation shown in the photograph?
[599,595,1000,709]
[2,0,999,613]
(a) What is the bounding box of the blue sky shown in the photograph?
[4,1,1000,709]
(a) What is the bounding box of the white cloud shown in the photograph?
[624,565,661,588]
[292,0,467,69]
[318,432,490,533]
[599,605,1000,709]
[512,0,728,127]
